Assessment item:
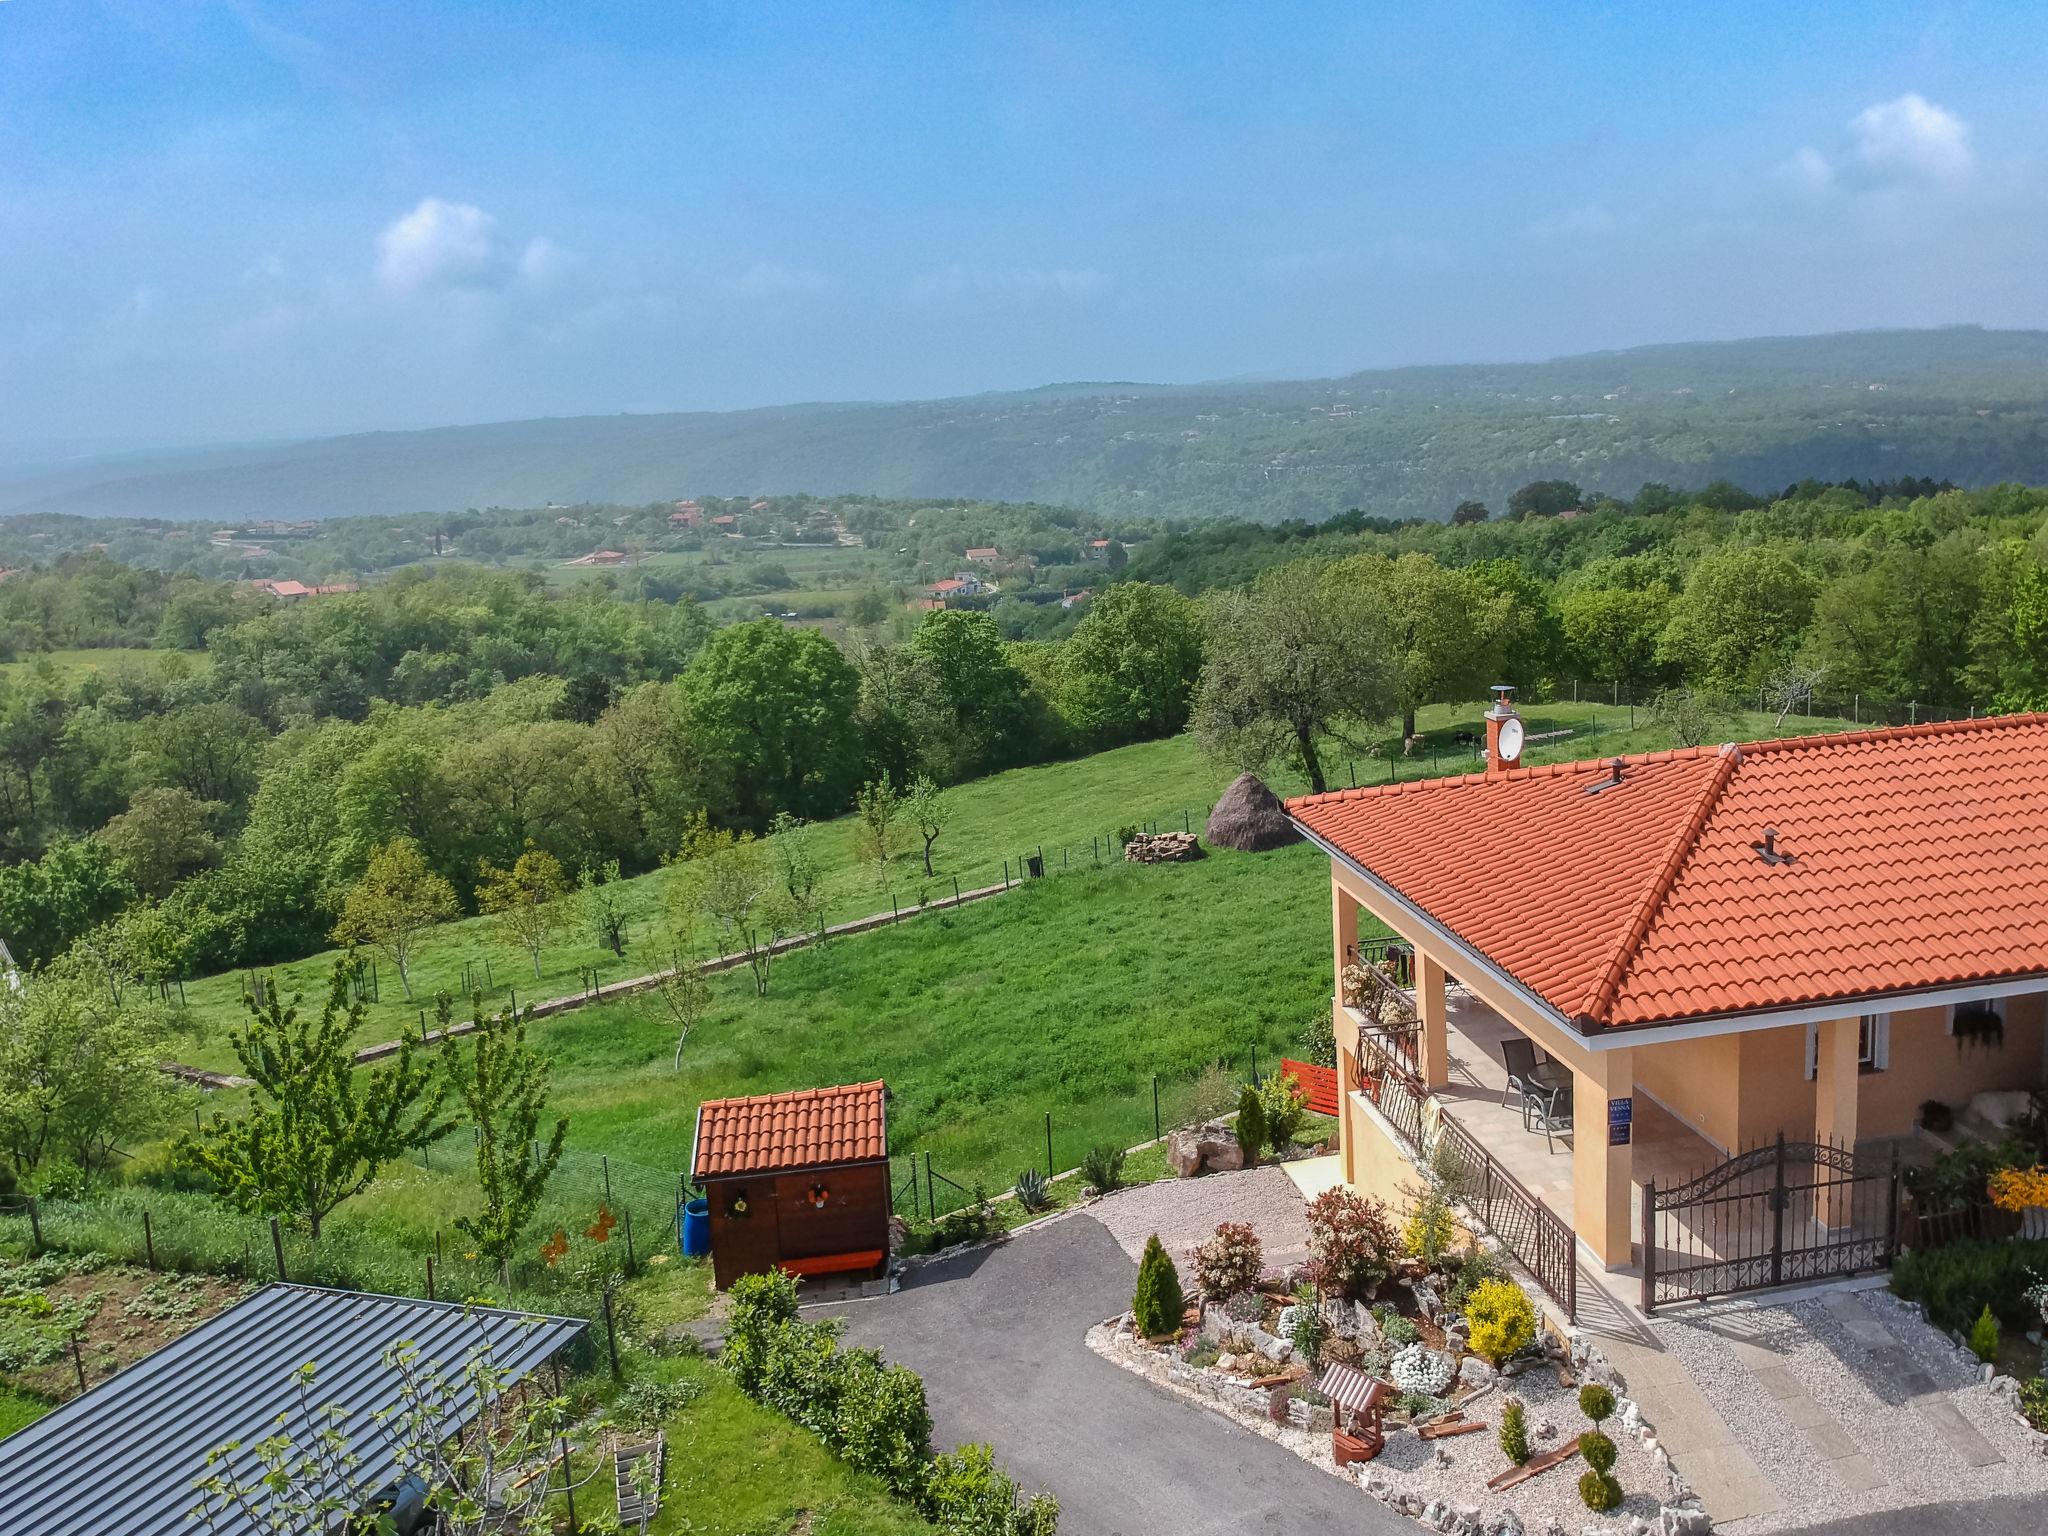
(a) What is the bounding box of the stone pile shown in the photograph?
[1123,831,1203,863]
[1166,1119,1245,1177]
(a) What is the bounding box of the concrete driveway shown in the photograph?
[829,1210,1410,1536]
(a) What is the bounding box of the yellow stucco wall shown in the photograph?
[1858,995,2046,1137]
[1633,1033,1744,1152]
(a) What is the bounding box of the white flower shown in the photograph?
[1390,1341,1455,1397]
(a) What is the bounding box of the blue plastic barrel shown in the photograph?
[680,1197,711,1257]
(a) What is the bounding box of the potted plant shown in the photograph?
[1919,1099,1954,1133]
[1953,1005,2005,1054]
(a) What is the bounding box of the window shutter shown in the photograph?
[1803,1022,1818,1081]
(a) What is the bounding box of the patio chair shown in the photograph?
[1498,1037,1541,1112]
[1526,1080,1574,1153]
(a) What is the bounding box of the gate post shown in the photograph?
[1883,1144,1900,1266]
[1641,1180,1656,1314]
[1770,1133,1787,1290]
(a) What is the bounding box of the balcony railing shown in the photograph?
[1353,1024,1577,1324]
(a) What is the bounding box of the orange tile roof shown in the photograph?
[1288,715,2048,1032]
[692,1080,887,1178]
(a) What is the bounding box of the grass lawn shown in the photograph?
[0,1383,52,1438]
[0,646,210,689]
[174,696,1860,1067]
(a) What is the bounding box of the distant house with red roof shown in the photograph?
[1290,699,2048,1289]
[564,550,630,567]
[964,546,999,562]
[670,501,704,528]
[710,513,738,530]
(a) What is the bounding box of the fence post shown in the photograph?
[1770,1133,1787,1290]
[1250,1043,1259,1086]
[602,1289,622,1380]
[143,1210,157,1271]
[602,1155,612,1201]
[426,1255,436,1301]
[70,1334,86,1395]
[925,1151,936,1217]
[1640,1181,1657,1314]
[1045,1113,1054,1179]
[953,877,961,904]
[622,1206,636,1275]
[26,1196,41,1255]
[1153,1076,1161,1141]
[271,1216,287,1282]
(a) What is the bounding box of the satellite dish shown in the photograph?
[1497,716,1525,764]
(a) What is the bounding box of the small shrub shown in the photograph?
[1223,1289,1264,1323]
[1190,1221,1264,1299]
[1133,1233,1185,1337]
[1234,1084,1267,1167]
[1463,1278,1537,1367]
[2019,1377,2048,1433]
[1288,1305,1329,1366]
[612,1379,703,1431]
[1969,1303,2000,1362]
[1445,1245,1509,1311]
[1014,1169,1052,1214]
[1304,1187,1399,1301]
[1578,1468,1623,1514]
[1389,1342,1455,1396]
[921,1442,1059,1536]
[1081,1143,1127,1192]
[1578,1429,1618,1474]
[1403,1181,1458,1265]
[1301,1007,1337,1069]
[1498,1395,1530,1466]
[1114,824,1139,847]
[1256,1072,1310,1152]
[1372,1304,1419,1346]
[1893,1236,2048,1333]
[1578,1382,1616,1425]
[724,1270,801,1397]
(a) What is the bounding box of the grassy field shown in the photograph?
[0,646,210,688]
[174,694,1863,1066]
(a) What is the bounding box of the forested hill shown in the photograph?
[13,326,2048,525]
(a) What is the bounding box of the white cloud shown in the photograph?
[1785,94,1974,194]
[374,198,568,296]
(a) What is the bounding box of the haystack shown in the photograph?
[1205,772,1300,852]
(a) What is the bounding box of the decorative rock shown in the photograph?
[1166,1120,1245,1177]
[1483,1512,1524,1536]
[1434,1445,1453,1468]
[1452,1505,1483,1536]
[1629,1518,1653,1536]
[1460,1356,1499,1391]
[1543,1521,1566,1536]
[1619,1398,1642,1433]
[1657,1507,1712,1536]
[1535,1419,1558,1441]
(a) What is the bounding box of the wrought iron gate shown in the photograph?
[1642,1134,1898,1313]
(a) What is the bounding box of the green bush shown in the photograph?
[1579,1468,1623,1514]
[1969,1303,2001,1363]
[1445,1245,1509,1312]
[1234,1085,1267,1167]
[1498,1395,1530,1466]
[1190,1221,1264,1299]
[922,1443,1060,1536]
[1893,1237,2048,1333]
[1255,1071,1309,1152]
[1133,1233,1185,1337]
[1578,1429,1618,1474]
[1288,1304,1328,1366]
[1578,1382,1616,1425]
[1463,1278,1536,1367]
[723,1270,801,1397]
[1080,1143,1126,1193]
[2019,1377,2048,1432]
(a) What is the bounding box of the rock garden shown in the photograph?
[1089,1181,1709,1536]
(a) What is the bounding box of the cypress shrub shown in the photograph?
[1498,1395,1530,1466]
[1133,1232,1186,1337]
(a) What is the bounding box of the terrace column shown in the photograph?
[1813,1016,1861,1230]
[1416,950,1450,1092]
[1571,1045,1634,1269]
[1331,875,1359,1011]
[1332,877,1362,1187]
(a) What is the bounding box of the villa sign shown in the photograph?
[1607,1096,1633,1147]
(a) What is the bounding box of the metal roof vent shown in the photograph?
[1582,758,1628,796]
[1753,827,1794,866]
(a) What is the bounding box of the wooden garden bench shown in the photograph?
[778,1249,885,1279]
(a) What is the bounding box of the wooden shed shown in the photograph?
[691,1080,891,1291]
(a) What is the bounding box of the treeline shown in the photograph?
[0,577,1203,971]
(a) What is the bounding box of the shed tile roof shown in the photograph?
[693,1080,887,1177]
[1288,714,2048,1032]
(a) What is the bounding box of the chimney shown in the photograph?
[1483,685,1522,772]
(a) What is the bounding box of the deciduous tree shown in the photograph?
[331,838,460,1000]
[475,847,571,980]
[904,775,948,878]
[178,961,451,1237]
[441,995,566,1273]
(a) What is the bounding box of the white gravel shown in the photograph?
[1088,1164,1312,1266]
[1647,1286,2048,1534]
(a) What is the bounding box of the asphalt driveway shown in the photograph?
[829,1211,1409,1536]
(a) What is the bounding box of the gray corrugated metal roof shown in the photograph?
[0,1282,586,1534]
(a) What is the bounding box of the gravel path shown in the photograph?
[1088,1164,1312,1266]
[1648,1287,2048,1534]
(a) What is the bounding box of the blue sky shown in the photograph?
[5,1,2048,453]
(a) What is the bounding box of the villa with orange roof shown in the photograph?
[1288,690,2048,1315]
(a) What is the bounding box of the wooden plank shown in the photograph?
[1418,1420,1487,1441]
[1486,1440,1581,1492]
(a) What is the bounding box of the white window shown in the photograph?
[1804,1014,1889,1079]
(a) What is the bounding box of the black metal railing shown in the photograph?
[1352,1027,1577,1322]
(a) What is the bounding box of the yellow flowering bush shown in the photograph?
[1988,1165,2048,1212]
[1463,1277,1537,1366]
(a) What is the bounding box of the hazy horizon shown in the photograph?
[9,3,2048,450]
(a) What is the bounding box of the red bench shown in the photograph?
[777,1249,885,1280]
